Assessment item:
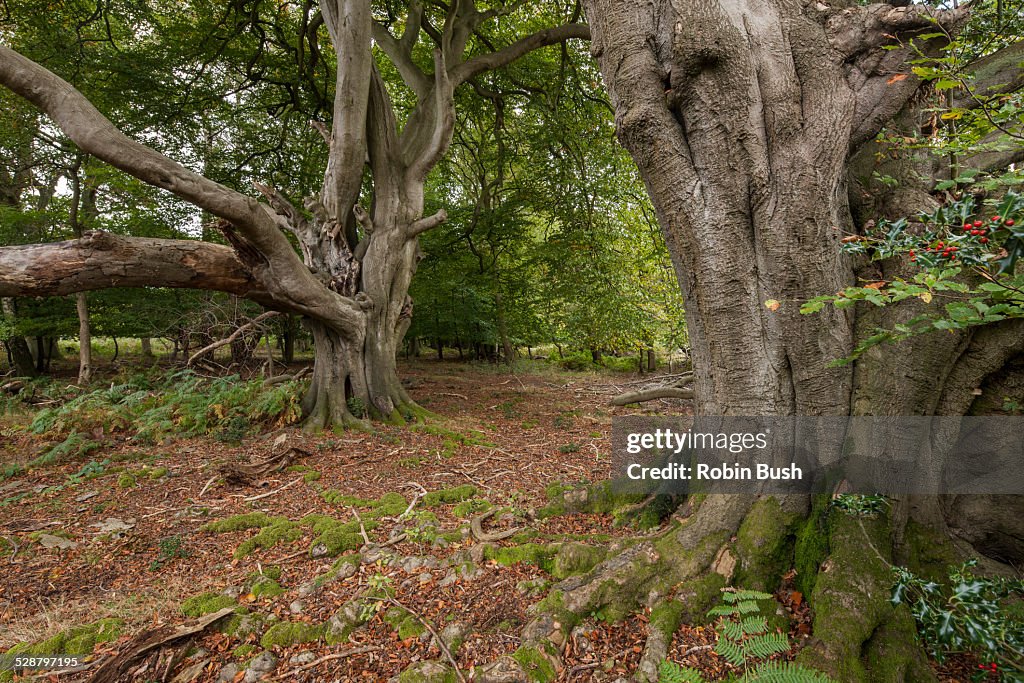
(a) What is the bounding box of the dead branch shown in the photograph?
[187,311,280,366]
[609,372,695,405]
[87,607,235,683]
[217,447,311,486]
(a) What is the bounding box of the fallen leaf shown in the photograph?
[764,299,781,312]
[887,73,909,84]
[864,281,887,290]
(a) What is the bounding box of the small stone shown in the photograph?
[289,600,303,614]
[244,651,277,682]
[418,572,432,584]
[217,663,240,682]
[222,586,243,599]
[288,651,316,666]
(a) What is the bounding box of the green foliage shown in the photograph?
[891,559,1023,679]
[657,589,832,683]
[829,494,888,518]
[150,535,189,571]
[800,193,1024,363]
[27,370,302,445]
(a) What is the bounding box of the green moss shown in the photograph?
[794,495,831,598]
[733,496,803,591]
[302,514,375,556]
[258,565,283,581]
[796,512,900,682]
[201,512,274,533]
[235,517,302,558]
[900,519,957,582]
[313,553,362,589]
[510,646,557,683]
[398,661,457,683]
[250,577,284,599]
[2,617,122,680]
[483,543,557,573]
[146,466,169,479]
[383,607,426,639]
[303,470,321,483]
[451,498,491,517]
[181,592,237,618]
[650,600,686,639]
[320,491,407,517]
[117,473,137,488]
[552,543,606,579]
[260,621,326,649]
[423,485,477,507]
[233,644,258,659]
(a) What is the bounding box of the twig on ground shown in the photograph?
[351,506,371,545]
[243,477,303,502]
[270,645,380,680]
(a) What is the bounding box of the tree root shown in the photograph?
[609,375,694,406]
[479,494,941,683]
[471,510,522,542]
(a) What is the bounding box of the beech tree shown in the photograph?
[0,1,587,427]
[464,2,1024,681]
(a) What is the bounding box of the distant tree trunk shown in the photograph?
[646,348,656,372]
[590,348,601,364]
[436,339,443,361]
[76,292,92,384]
[281,315,295,364]
[140,337,153,359]
[1,298,35,376]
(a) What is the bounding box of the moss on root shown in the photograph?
[201,513,274,533]
[733,496,803,591]
[552,543,607,580]
[793,495,831,598]
[483,543,557,574]
[259,621,326,649]
[796,511,935,683]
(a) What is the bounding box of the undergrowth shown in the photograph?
[24,369,303,444]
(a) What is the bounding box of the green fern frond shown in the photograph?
[741,632,790,660]
[658,660,705,683]
[707,604,741,617]
[733,589,773,601]
[721,620,744,641]
[737,600,760,614]
[742,661,834,683]
[740,616,768,635]
[715,636,747,667]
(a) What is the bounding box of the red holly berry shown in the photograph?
[972,230,981,235]
[992,216,1001,222]
[981,237,989,244]
[974,220,984,227]
[964,224,973,231]
[1007,219,1016,226]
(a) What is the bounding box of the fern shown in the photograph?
[742,632,790,660]
[707,604,741,617]
[658,661,703,683]
[724,589,773,603]
[740,616,769,635]
[742,661,835,683]
[715,636,747,666]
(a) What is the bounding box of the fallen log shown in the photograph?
[609,372,695,406]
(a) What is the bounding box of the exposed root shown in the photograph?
[471,509,522,542]
[217,447,311,485]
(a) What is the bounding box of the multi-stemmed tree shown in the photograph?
[0,0,587,427]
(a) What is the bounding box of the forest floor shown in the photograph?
[0,360,991,682]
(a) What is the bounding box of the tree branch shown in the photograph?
[408,208,448,237]
[0,232,277,306]
[953,39,1024,109]
[0,45,364,332]
[407,49,455,182]
[187,311,281,366]
[371,21,431,97]
[448,23,591,86]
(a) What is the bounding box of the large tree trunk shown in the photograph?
[473,2,1019,682]
[1,298,36,377]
